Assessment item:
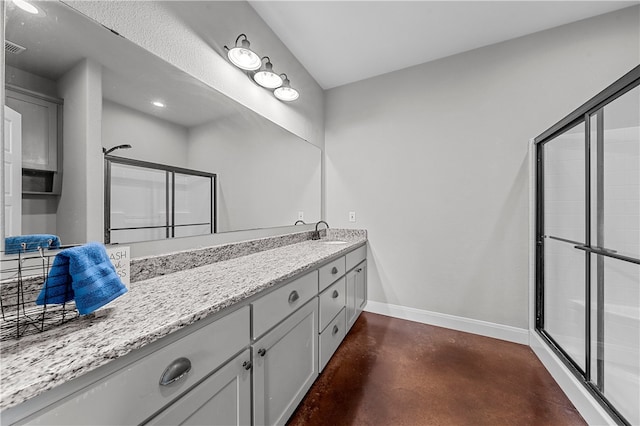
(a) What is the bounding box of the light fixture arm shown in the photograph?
[235,33,248,45]
[224,34,249,52]
[260,56,272,66]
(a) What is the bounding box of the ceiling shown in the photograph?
[249,1,639,90]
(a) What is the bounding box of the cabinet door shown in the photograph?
[345,269,358,330]
[355,260,367,313]
[147,350,252,426]
[5,90,59,171]
[253,298,318,426]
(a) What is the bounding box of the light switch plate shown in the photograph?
[349,211,356,222]
[298,211,304,220]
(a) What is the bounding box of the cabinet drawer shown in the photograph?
[318,256,345,291]
[24,306,250,426]
[319,277,346,332]
[319,308,346,371]
[252,271,318,339]
[346,245,366,271]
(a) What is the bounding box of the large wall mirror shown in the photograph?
[3,1,321,250]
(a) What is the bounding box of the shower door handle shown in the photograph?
[574,245,640,265]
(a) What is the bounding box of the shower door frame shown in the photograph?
[104,155,217,244]
[534,64,640,426]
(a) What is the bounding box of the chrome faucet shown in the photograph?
[312,220,329,240]
[294,220,306,225]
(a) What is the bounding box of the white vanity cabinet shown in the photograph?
[345,245,368,331]
[252,299,318,426]
[319,308,346,371]
[4,242,367,426]
[146,349,252,426]
[18,306,250,426]
[251,271,318,339]
[346,261,367,331]
[319,256,346,292]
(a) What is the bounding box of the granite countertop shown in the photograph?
[0,231,366,411]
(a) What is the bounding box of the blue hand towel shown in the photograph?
[5,234,61,255]
[36,243,128,315]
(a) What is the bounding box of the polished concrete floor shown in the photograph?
[288,312,586,426]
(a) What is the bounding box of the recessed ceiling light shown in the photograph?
[152,101,165,108]
[12,0,39,14]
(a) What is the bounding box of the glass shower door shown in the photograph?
[542,122,587,372]
[536,68,639,426]
[589,85,640,425]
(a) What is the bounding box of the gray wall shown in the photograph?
[57,59,103,245]
[102,100,189,167]
[188,114,321,232]
[325,6,640,329]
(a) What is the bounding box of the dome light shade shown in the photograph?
[253,57,283,89]
[274,75,299,101]
[226,34,261,71]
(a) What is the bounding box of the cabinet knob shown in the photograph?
[331,267,338,274]
[243,360,252,370]
[258,348,267,357]
[288,290,300,304]
[356,268,363,272]
[331,290,339,299]
[159,357,191,386]
[332,325,339,336]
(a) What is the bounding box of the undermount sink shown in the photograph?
[321,240,347,245]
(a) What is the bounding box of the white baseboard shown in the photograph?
[529,330,616,426]
[364,300,529,345]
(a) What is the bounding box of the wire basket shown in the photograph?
[1,247,78,341]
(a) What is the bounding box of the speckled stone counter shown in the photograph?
[0,229,366,412]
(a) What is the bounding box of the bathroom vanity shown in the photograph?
[0,230,367,425]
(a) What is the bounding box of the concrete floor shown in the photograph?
[288,312,586,425]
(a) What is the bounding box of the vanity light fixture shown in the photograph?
[12,0,39,14]
[225,34,300,102]
[225,34,261,71]
[253,57,283,89]
[274,74,299,102]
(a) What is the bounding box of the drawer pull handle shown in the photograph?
[332,290,339,299]
[332,325,339,336]
[331,267,339,274]
[159,357,191,386]
[288,290,300,304]
[258,348,267,357]
[243,361,252,370]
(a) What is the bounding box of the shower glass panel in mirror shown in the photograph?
[106,157,216,244]
[3,1,321,248]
